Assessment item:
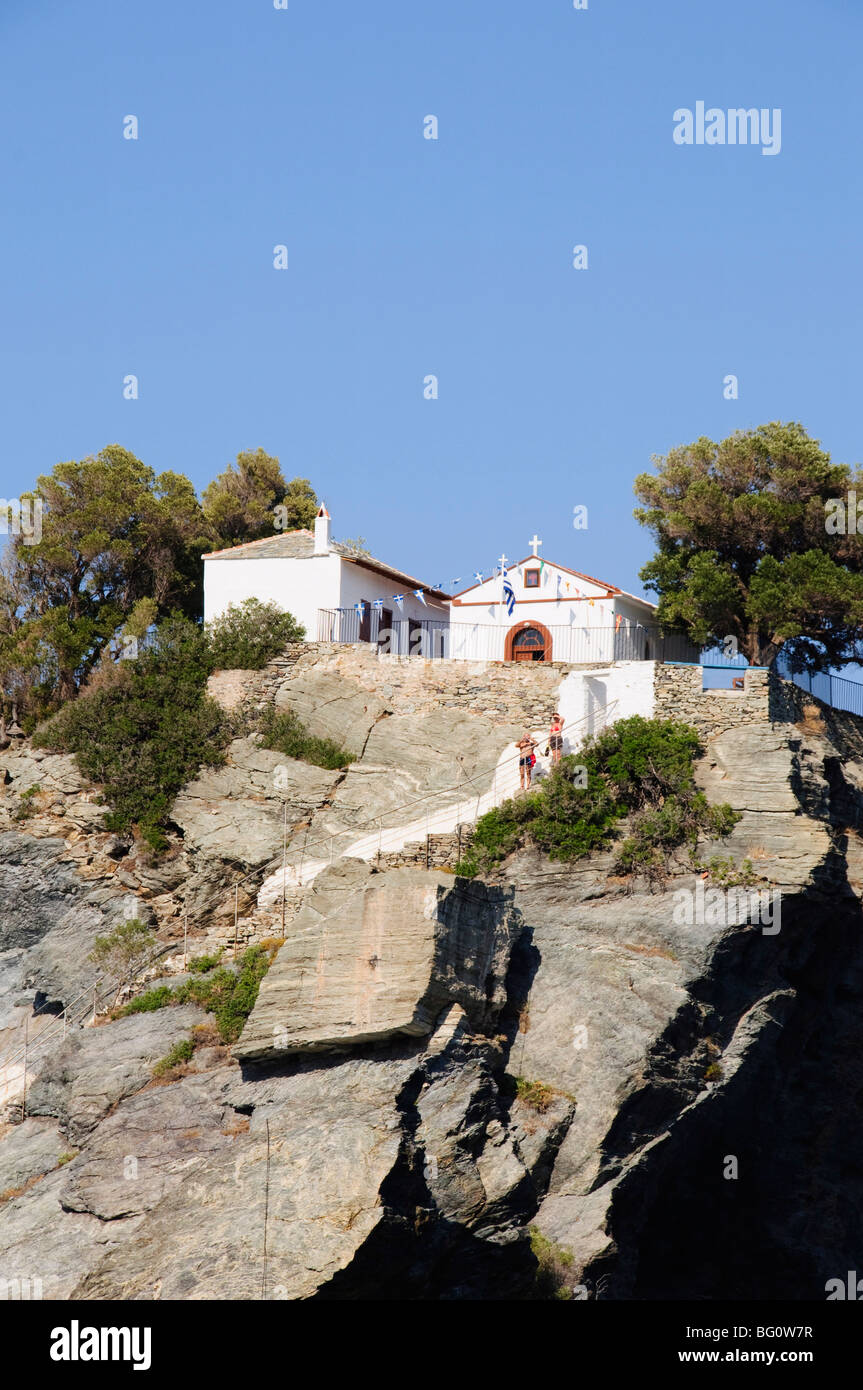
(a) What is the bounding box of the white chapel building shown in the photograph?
[203,506,450,651]
[203,510,669,664]
[448,543,660,663]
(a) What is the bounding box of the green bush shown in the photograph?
[187,952,223,974]
[11,783,41,822]
[260,708,355,771]
[117,984,175,1016]
[515,1078,557,1114]
[88,918,157,1006]
[152,1038,195,1079]
[34,614,228,851]
[528,1227,579,1301]
[207,598,304,670]
[174,946,270,1042]
[460,716,739,887]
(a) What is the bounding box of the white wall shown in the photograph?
[557,661,656,750]
[203,553,342,637]
[337,561,446,632]
[449,566,618,662]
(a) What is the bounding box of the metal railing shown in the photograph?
[316,610,701,664]
[0,939,176,1112]
[774,657,863,719]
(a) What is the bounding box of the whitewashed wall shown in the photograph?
[556,661,656,749]
[203,553,342,635]
[337,561,446,630]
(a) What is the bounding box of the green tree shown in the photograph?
[202,450,317,547]
[634,421,863,669]
[1,446,208,712]
[89,918,157,1007]
[34,613,226,850]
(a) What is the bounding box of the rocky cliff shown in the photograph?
[1,656,861,1301]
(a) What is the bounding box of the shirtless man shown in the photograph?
[517,732,537,790]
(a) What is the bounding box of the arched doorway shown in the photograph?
[505,620,552,662]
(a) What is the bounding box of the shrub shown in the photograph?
[11,783,41,822]
[515,1078,557,1114]
[207,598,304,670]
[117,984,175,1016]
[34,614,228,851]
[461,716,739,887]
[187,952,223,974]
[260,708,355,771]
[88,918,157,1007]
[528,1227,580,1301]
[152,1038,195,1079]
[175,946,270,1043]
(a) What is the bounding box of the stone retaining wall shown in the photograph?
[209,642,586,729]
[653,664,771,738]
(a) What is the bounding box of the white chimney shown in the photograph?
[314,504,331,555]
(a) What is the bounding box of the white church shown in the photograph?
[203,506,672,664]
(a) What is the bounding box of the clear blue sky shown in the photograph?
[1,0,860,599]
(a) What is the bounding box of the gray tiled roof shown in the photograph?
[202,531,451,598]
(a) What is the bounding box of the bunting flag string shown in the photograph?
[392,593,404,608]
[354,602,366,618]
[473,571,484,585]
[414,589,427,606]
[371,599,384,612]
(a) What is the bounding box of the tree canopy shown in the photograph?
[634,421,863,670]
[202,449,317,548]
[0,443,320,721]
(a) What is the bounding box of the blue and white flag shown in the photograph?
[502,575,516,617]
[414,589,427,606]
[371,598,384,611]
[451,578,461,589]
[392,593,405,608]
[354,601,366,618]
[473,571,484,585]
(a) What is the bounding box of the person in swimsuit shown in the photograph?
[517,732,537,790]
[549,712,565,765]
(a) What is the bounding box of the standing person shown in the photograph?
[549,712,565,766]
[517,732,538,790]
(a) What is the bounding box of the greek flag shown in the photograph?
[414,589,427,606]
[450,578,461,589]
[502,574,516,617]
[473,571,484,585]
[354,602,366,618]
[371,599,384,611]
[392,593,404,608]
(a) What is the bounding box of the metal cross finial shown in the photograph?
[529,534,542,557]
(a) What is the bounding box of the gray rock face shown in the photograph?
[172,737,338,869]
[0,834,115,1015]
[59,1071,232,1220]
[0,1117,65,1192]
[274,671,386,757]
[72,1053,416,1301]
[6,681,863,1302]
[26,1005,204,1144]
[235,862,520,1060]
[311,708,521,843]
